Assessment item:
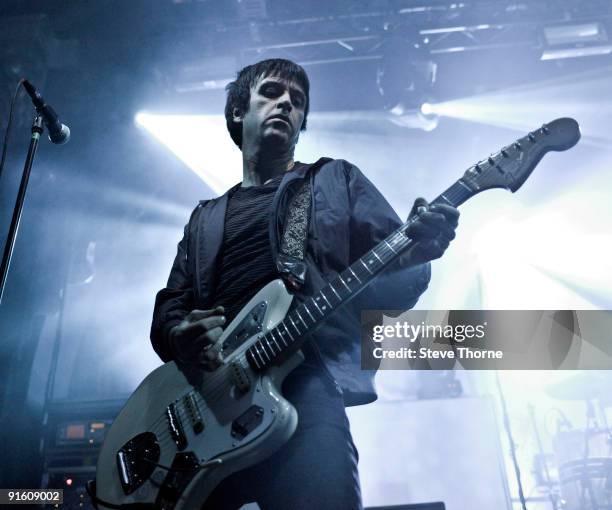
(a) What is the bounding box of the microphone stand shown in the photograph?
[0,115,43,304]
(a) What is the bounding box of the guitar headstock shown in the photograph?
[460,118,580,194]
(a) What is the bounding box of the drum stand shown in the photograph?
[528,404,560,510]
[580,400,600,510]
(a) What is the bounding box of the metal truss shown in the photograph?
[231,0,612,66]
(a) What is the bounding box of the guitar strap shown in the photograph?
[277,157,331,291]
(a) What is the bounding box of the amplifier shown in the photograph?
[41,398,126,509]
[46,471,96,510]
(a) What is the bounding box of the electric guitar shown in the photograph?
[92,118,580,509]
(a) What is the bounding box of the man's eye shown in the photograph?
[263,85,279,96]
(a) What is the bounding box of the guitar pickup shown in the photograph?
[166,403,187,450]
[182,393,204,434]
[230,360,251,394]
[231,405,264,441]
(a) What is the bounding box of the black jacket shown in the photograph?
[150,158,431,406]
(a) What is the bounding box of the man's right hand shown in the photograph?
[169,306,226,370]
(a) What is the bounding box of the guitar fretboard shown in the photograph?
[245,178,474,371]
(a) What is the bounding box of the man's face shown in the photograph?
[236,74,307,152]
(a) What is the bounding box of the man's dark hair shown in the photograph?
[224,58,310,149]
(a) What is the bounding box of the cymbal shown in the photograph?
[546,372,612,401]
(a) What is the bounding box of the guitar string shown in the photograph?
[145,356,251,436]
[143,187,470,439]
[141,226,436,455]
[133,194,471,446]
[127,190,482,465]
[181,229,413,406]
[148,390,252,455]
[150,408,200,447]
[169,224,419,400]
[143,373,225,432]
[116,162,541,463]
[148,408,238,465]
[124,159,545,454]
[145,221,432,432]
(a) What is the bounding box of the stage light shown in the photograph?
[374,32,439,132]
[541,45,612,61]
[134,112,241,194]
[376,30,437,114]
[420,65,612,148]
[377,58,438,112]
[468,190,612,310]
[420,102,434,116]
[544,23,606,46]
[541,22,611,61]
[385,101,439,131]
[387,109,439,131]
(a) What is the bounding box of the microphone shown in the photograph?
[22,79,70,144]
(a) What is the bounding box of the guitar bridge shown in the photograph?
[116,432,160,495]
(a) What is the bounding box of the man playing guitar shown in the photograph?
[150,58,459,509]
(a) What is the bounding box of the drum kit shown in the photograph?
[540,372,612,510]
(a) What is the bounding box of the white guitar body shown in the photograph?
[96,279,303,509]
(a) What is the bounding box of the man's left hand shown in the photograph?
[402,197,459,265]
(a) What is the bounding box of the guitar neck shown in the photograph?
[245,177,473,371]
[245,117,581,370]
